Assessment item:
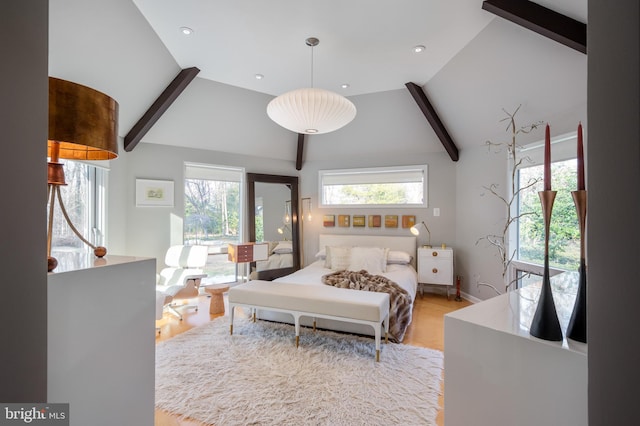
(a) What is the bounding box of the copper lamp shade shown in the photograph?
[48,77,118,161]
[47,77,119,271]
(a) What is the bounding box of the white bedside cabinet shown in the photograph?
[417,247,454,298]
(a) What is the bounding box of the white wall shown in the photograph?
[296,152,458,268]
[454,144,508,300]
[111,142,297,269]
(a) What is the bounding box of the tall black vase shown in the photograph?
[529,190,563,341]
[567,259,587,342]
[567,190,587,343]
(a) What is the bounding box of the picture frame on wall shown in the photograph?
[353,215,366,227]
[385,215,398,228]
[402,215,416,228]
[338,215,350,227]
[368,215,382,228]
[323,215,335,227]
[135,179,174,207]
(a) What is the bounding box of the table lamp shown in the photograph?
[410,220,431,248]
[47,77,119,271]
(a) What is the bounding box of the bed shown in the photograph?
[254,234,418,341]
[249,241,294,281]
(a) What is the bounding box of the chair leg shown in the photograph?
[165,304,183,320]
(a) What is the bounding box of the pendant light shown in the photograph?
[267,37,356,135]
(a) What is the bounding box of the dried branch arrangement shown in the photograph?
[476,106,542,294]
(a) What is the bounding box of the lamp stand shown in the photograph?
[47,146,106,272]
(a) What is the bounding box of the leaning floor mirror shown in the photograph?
[247,173,300,280]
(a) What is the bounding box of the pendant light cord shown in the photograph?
[310,43,314,88]
[306,37,319,88]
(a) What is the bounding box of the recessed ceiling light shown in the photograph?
[341,83,350,89]
[255,74,264,80]
[180,27,194,35]
[413,45,425,53]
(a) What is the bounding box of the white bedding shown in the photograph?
[252,234,418,339]
[255,252,293,271]
[275,259,418,302]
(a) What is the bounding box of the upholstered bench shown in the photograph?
[228,280,390,361]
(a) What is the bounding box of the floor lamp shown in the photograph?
[47,77,119,271]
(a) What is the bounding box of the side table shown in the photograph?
[204,284,230,314]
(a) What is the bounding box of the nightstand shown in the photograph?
[417,247,454,298]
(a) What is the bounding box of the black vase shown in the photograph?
[530,255,563,341]
[566,190,587,343]
[566,259,587,342]
[529,190,563,342]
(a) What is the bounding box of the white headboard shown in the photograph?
[318,234,417,268]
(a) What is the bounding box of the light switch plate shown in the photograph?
[434,208,440,216]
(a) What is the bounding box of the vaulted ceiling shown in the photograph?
[49,0,587,162]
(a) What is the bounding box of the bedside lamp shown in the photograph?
[410,221,431,248]
[47,77,119,271]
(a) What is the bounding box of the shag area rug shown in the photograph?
[156,316,443,425]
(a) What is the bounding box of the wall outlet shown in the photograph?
[433,207,440,216]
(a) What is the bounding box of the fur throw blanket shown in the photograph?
[322,270,412,343]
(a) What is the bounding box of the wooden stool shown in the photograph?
[204,284,230,314]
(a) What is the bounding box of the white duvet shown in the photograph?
[255,253,293,271]
[275,260,418,302]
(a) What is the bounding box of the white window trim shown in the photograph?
[509,130,580,285]
[318,164,428,208]
[507,260,564,289]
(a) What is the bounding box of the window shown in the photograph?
[512,133,580,287]
[319,165,427,208]
[184,163,243,283]
[49,160,107,252]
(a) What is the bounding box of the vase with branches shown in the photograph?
[476,106,542,294]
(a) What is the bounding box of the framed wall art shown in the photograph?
[402,215,416,228]
[135,179,174,207]
[352,215,366,227]
[323,215,335,227]
[385,215,398,228]
[368,215,381,228]
[338,215,350,227]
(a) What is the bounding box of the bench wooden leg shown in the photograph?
[294,314,301,348]
[374,324,382,362]
[384,314,390,344]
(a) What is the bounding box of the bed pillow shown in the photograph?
[267,240,279,254]
[348,246,389,274]
[387,250,413,265]
[315,248,326,259]
[325,246,352,270]
[273,241,293,254]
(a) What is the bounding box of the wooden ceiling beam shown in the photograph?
[482,0,586,54]
[405,82,459,162]
[295,133,305,171]
[124,67,200,152]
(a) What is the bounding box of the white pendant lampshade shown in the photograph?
[267,37,357,135]
[267,88,356,134]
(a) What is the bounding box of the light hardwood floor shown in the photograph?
[155,288,473,426]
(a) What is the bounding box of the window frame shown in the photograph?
[509,131,580,287]
[49,160,108,252]
[318,164,428,209]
